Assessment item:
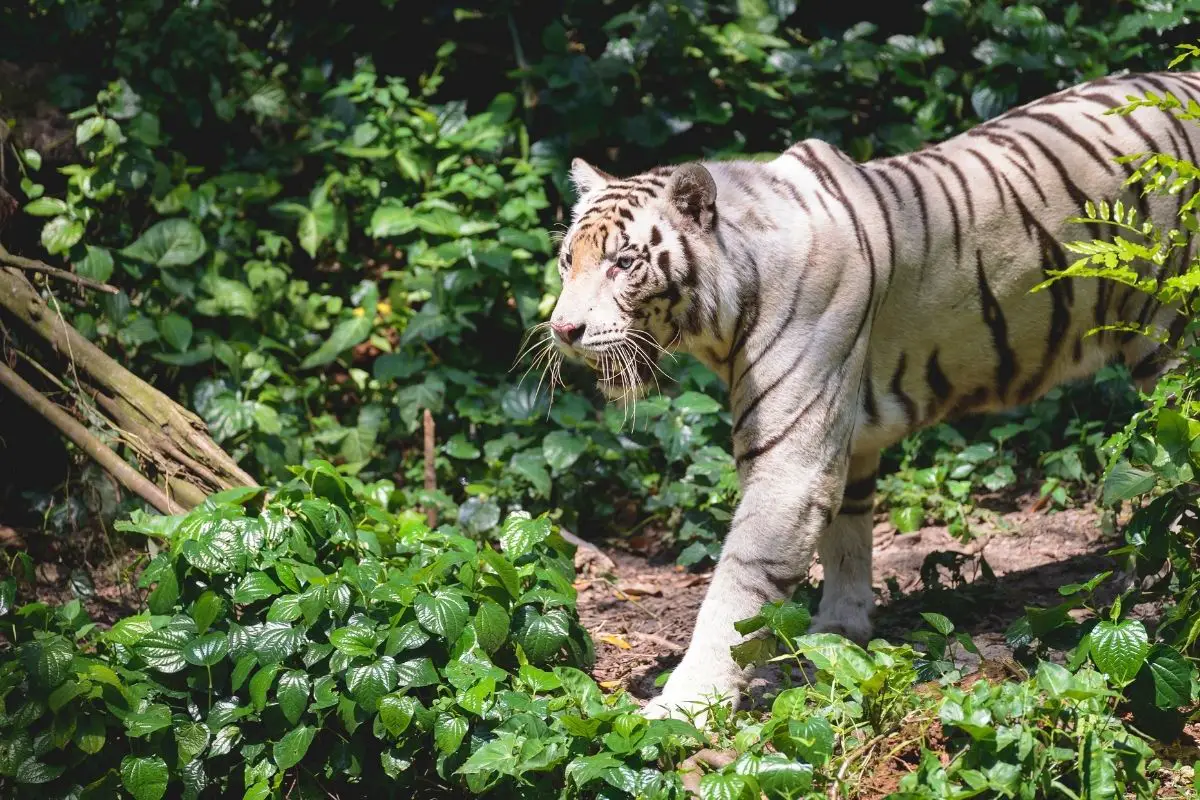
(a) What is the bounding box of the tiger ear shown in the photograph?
[668,163,717,232]
[570,158,614,194]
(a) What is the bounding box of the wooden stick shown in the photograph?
[0,362,182,514]
[0,244,118,294]
[423,408,436,528]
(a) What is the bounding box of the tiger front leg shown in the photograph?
[642,457,845,722]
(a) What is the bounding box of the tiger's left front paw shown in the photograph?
[640,665,742,728]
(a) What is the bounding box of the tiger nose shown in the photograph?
[551,321,585,344]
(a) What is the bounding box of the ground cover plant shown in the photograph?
[1,1,1200,798]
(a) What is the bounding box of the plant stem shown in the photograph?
[0,244,119,294]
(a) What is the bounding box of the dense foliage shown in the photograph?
[3,2,1200,798]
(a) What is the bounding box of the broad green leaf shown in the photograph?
[300,315,373,369]
[191,590,224,634]
[278,670,311,725]
[479,547,520,598]
[41,215,84,255]
[542,431,587,472]
[330,624,378,658]
[378,694,420,736]
[1144,645,1193,708]
[920,612,955,636]
[68,714,105,756]
[14,757,64,785]
[735,753,813,794]
[346,657,399,712]
[509,451,551,497]
[121,219,207,268]
[250,665,282,711]
[75,246,114,284]
[175,721,210,765]
[473,601,510,654]
[233,572,281,605]
[250,622,306,666]
[457,734,519,776]
[513,606,570,663]
[434,713,468,755]
[273,725,316,770]
[675,391,722,415]
[415,590,469,642]
[184,632,229,667]
[20,635,74,687]
[700,772,756,800]
[25,197,68,216]
[158,313,193,352]
[499,514,551,560]
[1102,460,1156,504]
[1088,619,1149,684]
[121,755,169,800]
[395,657,440,690]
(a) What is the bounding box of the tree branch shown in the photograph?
[0,361,183,514]
[0,243,119,294]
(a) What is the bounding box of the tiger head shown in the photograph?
[546,158,719,401]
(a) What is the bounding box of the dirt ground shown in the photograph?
[573,501,1124,704]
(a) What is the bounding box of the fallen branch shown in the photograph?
[558,525,618,574]
[0,266,256,512]
[0,362,182,514]
[0,244,119,294]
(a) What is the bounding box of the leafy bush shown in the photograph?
[0,464,723,798]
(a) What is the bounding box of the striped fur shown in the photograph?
[547,72,1200,719]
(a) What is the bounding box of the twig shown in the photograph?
[630,630,684,652]
[423,408,436,528]
[0,362,182,514]
[558,525,618,573]
[0,244,118,294]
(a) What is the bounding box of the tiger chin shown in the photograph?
[544,71,1200,724]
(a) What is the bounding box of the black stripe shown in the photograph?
[886,160,932,265]
[1025,111,1117,175]
[859,167,898,284]
[844,473,877,502]
[975,250,1016,400]
[925,349,952,419]
[890,353,917,427]
[917,156,963,266]
[963,148,1007,212]
[923,152,976,226]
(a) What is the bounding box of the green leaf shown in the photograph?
[175,722,210,765]
[346,657,399,712]
[1083,732,1117,800]
[273,725,316,770]
[473,601,511,654]
[510,452,551,497]
[330,624,378,658]
[675,391,722,415]
[479,547,521,598]
[300,315,373,369]
[700,772,755,800]
[920,612,955,636]
[76,245,114,283]
[1102,460,1156,504]
[415,590,469,642]
[24,197,68,217]
[121,755,169,800]
[233,572,281,605]
[121,219,208,268]
[513,606,570,663]
[1144,645,1193,708]
[1088,619,1149,684]
[434,713,468,755]
[395,657,440,690]
[20,635,73,687]
[191,590,224,634]
[41,216,84,255]
[158,314,193,352]
[250,622,306,666]
[22,148,42,170]
[379,694,420,736]
[184,632,229,667]
[499,514,550,560]
[278,670,311,725]
[74,715,107,755]
[14,757,64,785]
[890,506,924,533]
[250,665,282,711]
[542,431,587,472]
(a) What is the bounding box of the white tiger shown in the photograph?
[543,71,1200,719]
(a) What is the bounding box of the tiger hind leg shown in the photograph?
[809,453,879,643]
